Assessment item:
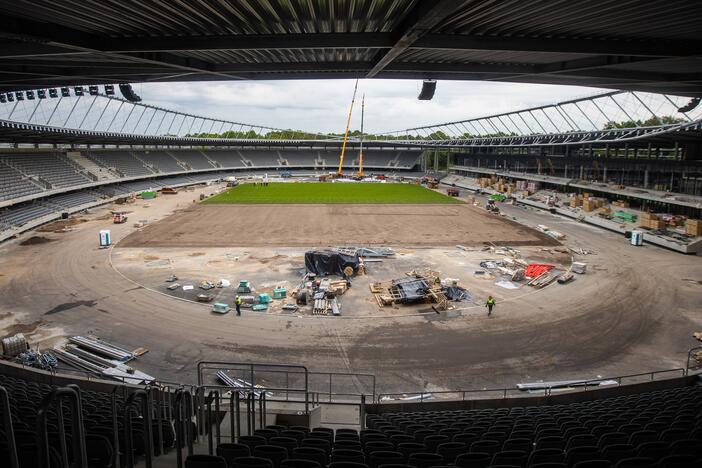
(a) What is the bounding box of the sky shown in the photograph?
[133,80,608,135]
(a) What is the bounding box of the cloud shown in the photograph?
[133,79,609,134]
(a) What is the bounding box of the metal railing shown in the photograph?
[377,368,688,403]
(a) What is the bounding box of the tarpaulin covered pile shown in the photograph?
[525,263,555,278]
[389,277,430,302]
[305,250,360,277]
[444,286,472,301]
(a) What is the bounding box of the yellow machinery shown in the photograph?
[337,80,359,176]
[358,94,365,178]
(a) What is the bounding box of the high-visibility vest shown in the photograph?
[235,297,241,305]
[486,298,495,306]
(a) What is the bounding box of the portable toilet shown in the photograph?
[237,280,252,293]
[99,229,111,247]
[630,230,644,246]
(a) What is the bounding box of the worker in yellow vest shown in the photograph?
[235,295,242,316]
[485,295,496,316]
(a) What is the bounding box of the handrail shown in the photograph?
[376,368,687,403]
[36,387,88,468]
[205,390,221,455]
[0,386,19,468]
[123,388,153,468]
[174,387,195,468]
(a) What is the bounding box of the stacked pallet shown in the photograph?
[640,212,665,230]
[686,219,702,236]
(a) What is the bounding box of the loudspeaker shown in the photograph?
[74,86,84,96]
[61,87,70,97]
[418,80,437,100]
[119,83,142,102]
[37,89,47,99]
[49,88,59,98]
[89,85,99,96]
[61,212,69,220]
[15,91,24,101]
[104,84,115,95]
[0,94,5,103]
[26,90,35,100]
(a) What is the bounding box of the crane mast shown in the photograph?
[337,80,359,176]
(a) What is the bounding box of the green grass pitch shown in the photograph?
[202,182,463,204]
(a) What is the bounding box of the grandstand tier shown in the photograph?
[1,364,701,468]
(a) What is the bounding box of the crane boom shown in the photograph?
[337,80,359,176]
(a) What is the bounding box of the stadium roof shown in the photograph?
[1,0,701,96]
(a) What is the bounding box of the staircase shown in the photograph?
[65,151,119,181]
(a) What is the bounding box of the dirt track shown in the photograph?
[119,203,559,248]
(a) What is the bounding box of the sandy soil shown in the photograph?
[118,203,559,248]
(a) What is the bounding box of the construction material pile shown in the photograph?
[305,250,362,277]
[52,335,153,385]
[292,273,349,316]
[371,269,471,311]
[475,245,580,290]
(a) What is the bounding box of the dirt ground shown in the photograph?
[119,203,559,248]
[1,181,701,396]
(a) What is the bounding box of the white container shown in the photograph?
[572,262,587,274]
[630,230,643,246]
[99,229,111,247]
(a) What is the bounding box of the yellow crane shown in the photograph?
[358,93,365,178]
[337,80,359,176]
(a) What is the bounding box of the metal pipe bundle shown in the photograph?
[68,335,134,361]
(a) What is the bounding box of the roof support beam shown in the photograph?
[0,15,246,81]
[366,0,470,78]
[414,34,702,58]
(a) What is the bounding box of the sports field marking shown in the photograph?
[203,182,463,204]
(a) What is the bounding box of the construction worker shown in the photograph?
[235,295,242,316]
[485,295,496,316]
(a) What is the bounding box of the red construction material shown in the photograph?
[525,263,555,278]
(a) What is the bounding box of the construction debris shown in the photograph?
[693,332,702,342]
[216,371,272,397]
[335,246,395,258]
[68,335,135,362]
[14,349,57,370]
[370,270,460,311]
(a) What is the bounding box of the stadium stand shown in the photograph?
[0,161,43,201]
[245,150,283,168]
[0,203,55,227]
[205,151,247,169]
[1,367,701,468]
[132,151,184,174]
[168,150,217,170]
[43,191,101,210]
[0,153,91,189]
[86,151,155,177]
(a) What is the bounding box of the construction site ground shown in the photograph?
[118,203,558,248]
[1,182,701,396]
